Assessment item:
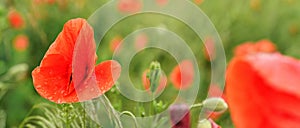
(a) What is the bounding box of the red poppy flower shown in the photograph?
[34,0,55,4]
[13,34,29,51]
[233,42,256,56]
[156,0,168,6]
[142,69,167,93]
[226,53,300,128]
[234,39,276,57]
[170,60,194,90]
[110,36,123,52]
[117,0,142,13]
[254,39,277,53]
[46,0,55,4]
[203,37,216,61]
[194,0,204,5]
[8,10,24,29]
[32,18,121,103]
[134,33,148,51]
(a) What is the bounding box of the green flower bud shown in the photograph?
[147,61,162,93]
[197,119,212,128]
[202,97,228,112]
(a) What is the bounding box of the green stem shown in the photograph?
[120,111,138,128]
[83,103,86,128]
[190,103,203,109]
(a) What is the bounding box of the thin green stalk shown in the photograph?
[120,111,138,128]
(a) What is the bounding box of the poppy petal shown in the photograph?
[72,20,100,102]
[45,18,87,61]
[170,60,194,89]
[226,53,300,128]
[32,54,72,103]
[95,60,121,94]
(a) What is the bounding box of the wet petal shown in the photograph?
[95,60,121,94]
[45,18,87,61]
[32,54,71,103]
[32,18,98,103]
[72,21,96,91]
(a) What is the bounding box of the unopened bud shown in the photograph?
[169,104,190,128]
[197,119,211,128]
[202,98,228,112]
[148,61,162,93]
[198,118,221,128]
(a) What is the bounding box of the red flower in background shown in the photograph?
[34,0,55,4]
[170,60,194,90]
[32,18,121,103]
[226,52,300,127]
[117,0,142,13]
[134,33,148,50]
[234,39,276,56]
[110,36,123,52]
[255,39,277,53]
[8,10,24,29]
[156,0,168,6]
[142,69,167,93]
[13,34,29,51]
[203,37,216,61]
[194,0,204,5]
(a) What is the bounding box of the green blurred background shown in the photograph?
[0,0,300,127]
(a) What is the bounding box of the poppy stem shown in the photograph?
[190,103,203,109]
[120,111,138,128]
[82,103,86,128]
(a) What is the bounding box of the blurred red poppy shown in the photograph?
[34,0,55,4]
[234,39,276,57]
[254,39,277,53]
[110,36,123,52]
[32,18,121,103]
[156,0,168,6]
[134,33,148,51]
[13,34,29,51]
[203,37,216,61]
[46,0,55,4]
[226,53,300,128]
[8,10,24,29]
[170,60,194,90]
[117,0,142,13]
[194,0,204,5]
[142,69,167,93]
